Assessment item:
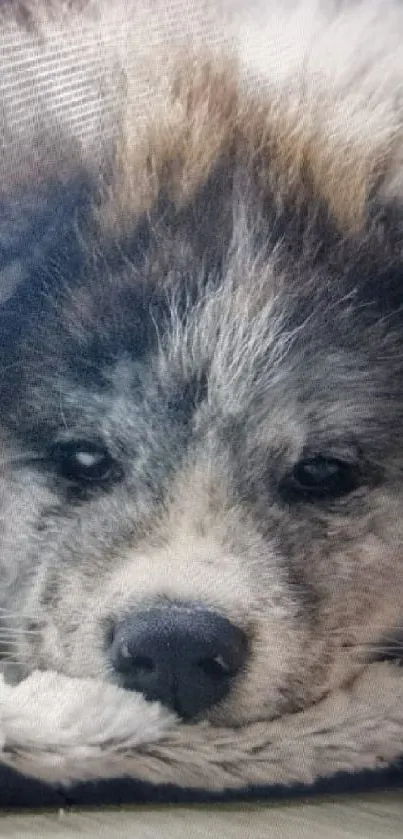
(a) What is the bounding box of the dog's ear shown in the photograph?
[0,173,95,383]
[346,200,403,328]
[0,173,92,307]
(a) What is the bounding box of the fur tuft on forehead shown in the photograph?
[97,51,400,240]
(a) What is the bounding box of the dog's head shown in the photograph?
[1,56,403,727]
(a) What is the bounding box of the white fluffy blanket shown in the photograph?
[0,663,401,791]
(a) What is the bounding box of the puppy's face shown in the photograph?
[2,80,403,727]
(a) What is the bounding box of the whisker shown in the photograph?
[347,623,403,631]
[0,637,39,645]
[0,652,21,662]
[346,640,403,648]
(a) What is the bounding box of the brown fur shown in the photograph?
[99,57,397,237]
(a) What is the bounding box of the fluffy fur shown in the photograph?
[1,0,403,791]
[0,663,402,789]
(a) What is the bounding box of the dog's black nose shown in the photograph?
[108,603,248,719]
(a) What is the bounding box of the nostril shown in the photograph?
[130,655,155,673]
[116,643,155,674]
[197,655,231,680]
[104,619,116,649]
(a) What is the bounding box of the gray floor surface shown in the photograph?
[0,791,402,838]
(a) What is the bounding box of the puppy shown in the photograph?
[1,0,403,755]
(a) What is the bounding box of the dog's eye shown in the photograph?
[49,441,119,484]
[285,456,358,500]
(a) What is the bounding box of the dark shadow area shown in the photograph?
[0,761,401,811]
